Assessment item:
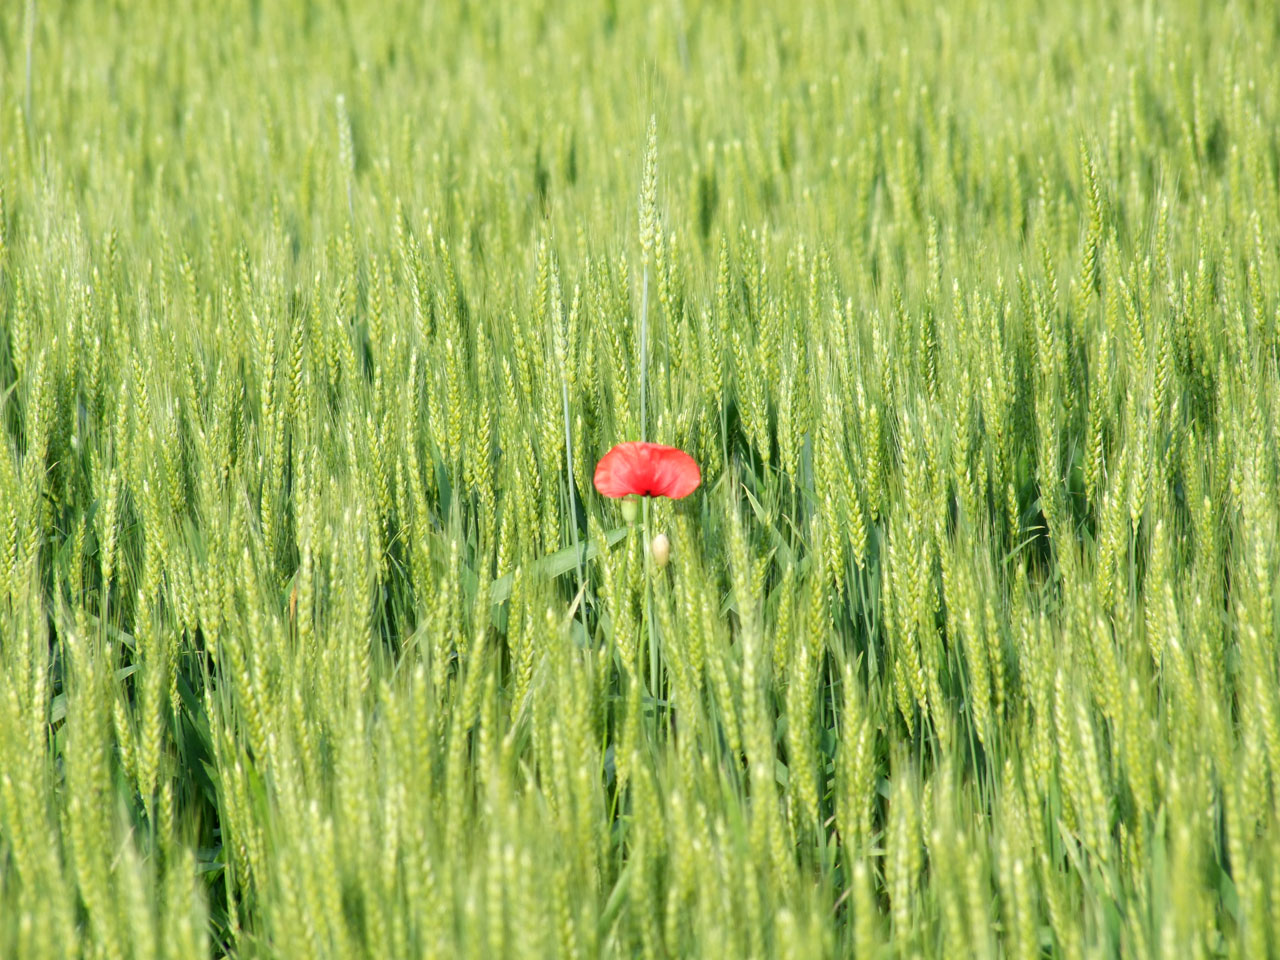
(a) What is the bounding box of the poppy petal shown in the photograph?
[592,444,644,497]
[593,442,701,499]
[647,447,701,498]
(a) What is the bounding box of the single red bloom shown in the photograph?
[593,442,701,499]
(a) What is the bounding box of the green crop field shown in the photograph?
[2,0,1279,956]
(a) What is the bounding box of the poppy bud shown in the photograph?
[621,496,640,525]
[650,533,671,568]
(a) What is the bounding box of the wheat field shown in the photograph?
[2,0,1279,957]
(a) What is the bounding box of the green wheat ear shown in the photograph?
[1,0,1278,955]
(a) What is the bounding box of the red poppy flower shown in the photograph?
[593,442,701,499]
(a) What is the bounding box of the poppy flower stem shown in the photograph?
[643,493,660,707]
